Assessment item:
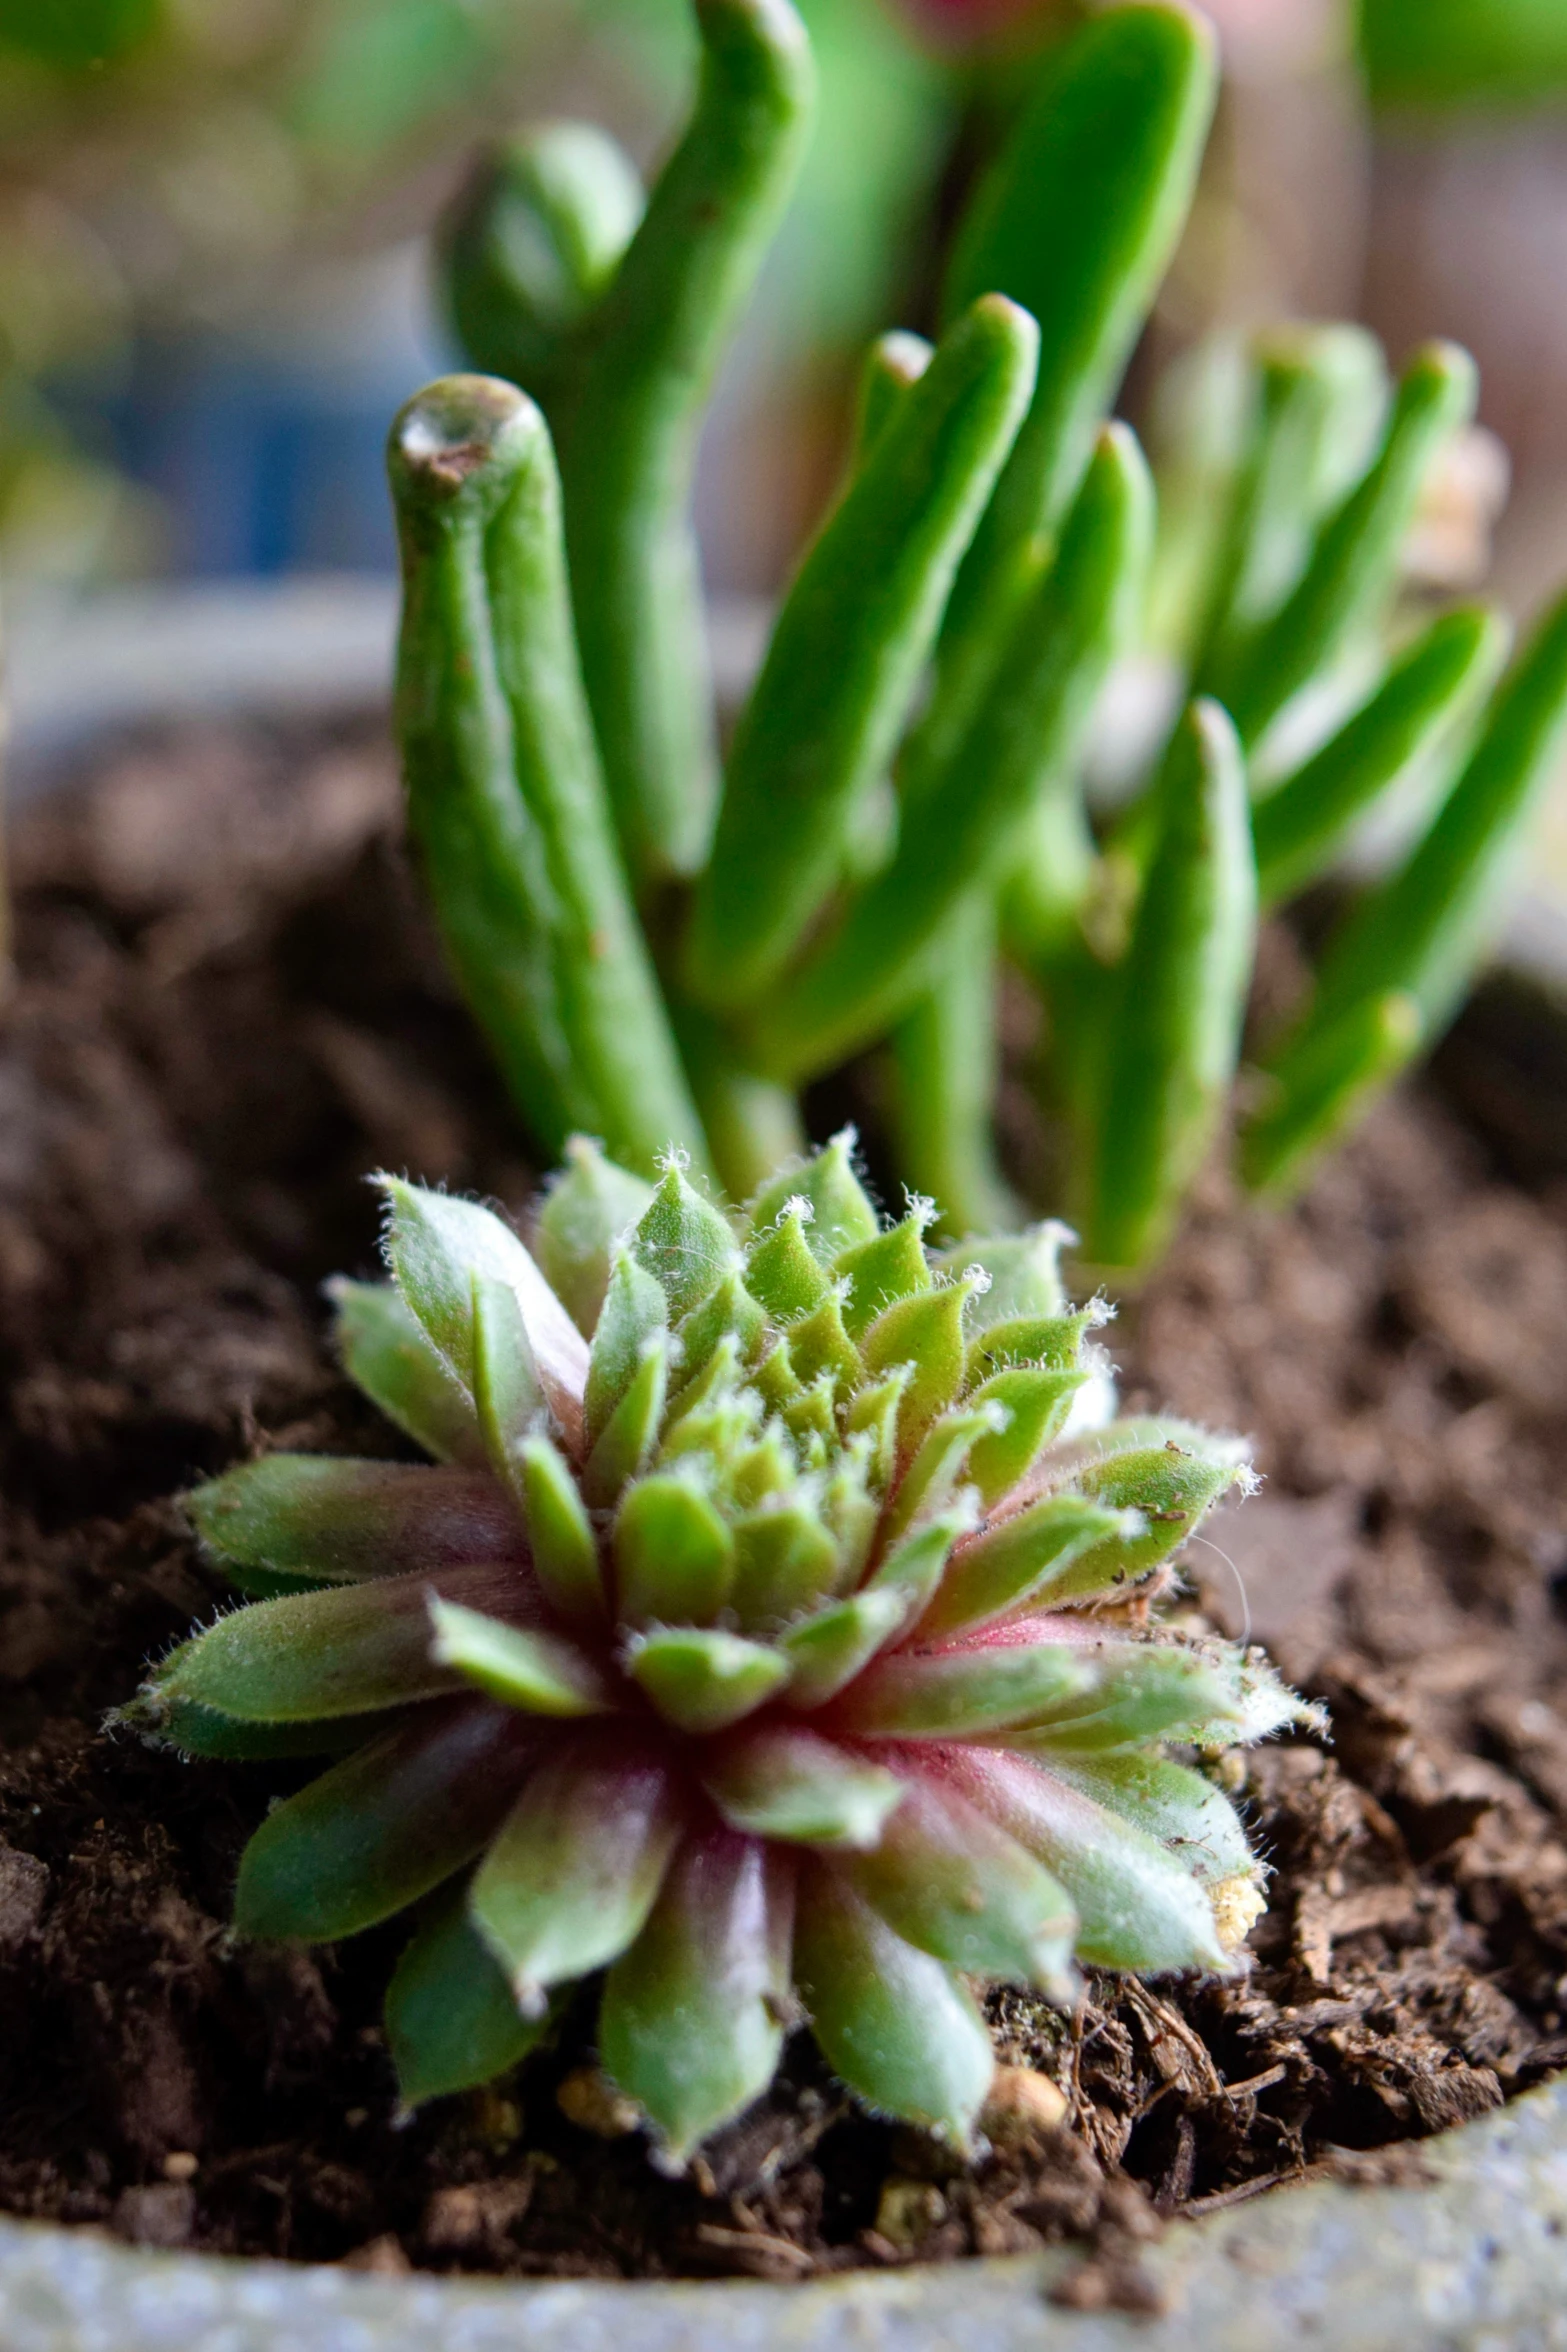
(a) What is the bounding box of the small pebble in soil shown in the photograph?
[555,2067,643,2140]
[980,2065,1070,2148]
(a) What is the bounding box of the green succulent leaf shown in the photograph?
[842,1363,912,1489]
[128,1696,395,1762]
[1015,1638,1248,1753]
[728,1499,842,1630]
[884,1402,1007,1546]
[779,1588,910,1709]
[428,1599,613,1716]
[742,1200,832,1322]
[471,1272,547,1498]
[583,1331,669,1508]
[534,1137,655,1338]
[915,1495,1138,1640]
[518,1431,606,1628]
[865,1505,978,1630]
[939,1224,1073,1331]
[743,1129,879,1263]
[327,1279,485,1466]
[834,1210,932,1340]
[600,1831,793,2160]
[836,1771,1078,1995]
[671,1272,769,1398]
[968,1309,1097,1378]
[188,1456,521,1594]
[1065,1425,1250,1585]
[236,1700,539,1942]
[964,1367,1088,1507]
[830,1640,1093,1741]
[387,1877,558,2109]
[941,1745,1230,1973]
[613,1473,736,1625]
[378,1179,590,1450]
[703,1726,907,1849]
[471,1736,684,2013]
[630,1162,741,1319]
[783,1295,861,1396]
[1047,1751,1256,1889]
[152,1563,533,1724]
[584,1249,668,1446]
[794,1861,995,2146]
[625,1626,791,1733]
[861,1277,978,1456]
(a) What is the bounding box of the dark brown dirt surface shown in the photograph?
[1,719,1565,2283]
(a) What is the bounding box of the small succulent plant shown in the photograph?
[127,1138,1307,2158]
[392,0,1567,1280]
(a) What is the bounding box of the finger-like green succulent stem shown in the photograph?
[1078,700,1257,1272]
[1241,990,1423,1202]
[686,294,1041,1008]
[388,375,708,1179]
[915,3,1216,780]
[678,1013,807,1206]
[853,328,934,465]
[440,122,645,402]
[742,421,1150,1082]
[1252,603,1510,905]
[553,0,816,886]
[1191,324,1389,690]
[886,897,1018,1247]
[1216,341,1479,749]
[1289,584,1567,1045]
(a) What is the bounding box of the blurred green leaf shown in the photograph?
[1360,0,1567,106]
[0,0,159,69]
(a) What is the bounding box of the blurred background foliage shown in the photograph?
[0,0,1566,595]
[1360,0,1567,105]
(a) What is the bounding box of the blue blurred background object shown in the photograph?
[2,0,1567,614]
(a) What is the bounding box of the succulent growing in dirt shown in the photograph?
[389,0,1567,1279]
[127,1139,1307,2157]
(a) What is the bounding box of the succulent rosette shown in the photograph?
[127,1136,1306,2158]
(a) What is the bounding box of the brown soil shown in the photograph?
[1,719,1565,2289]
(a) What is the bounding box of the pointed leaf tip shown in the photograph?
[536,1138,656,1337]
[428,1599,612,1717]
[377,1179,588,1450]
[631,1162,740,1321]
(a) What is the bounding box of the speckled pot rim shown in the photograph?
[0,2078,1562,2351]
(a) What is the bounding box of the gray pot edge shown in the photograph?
[1,2077,1564,2352]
